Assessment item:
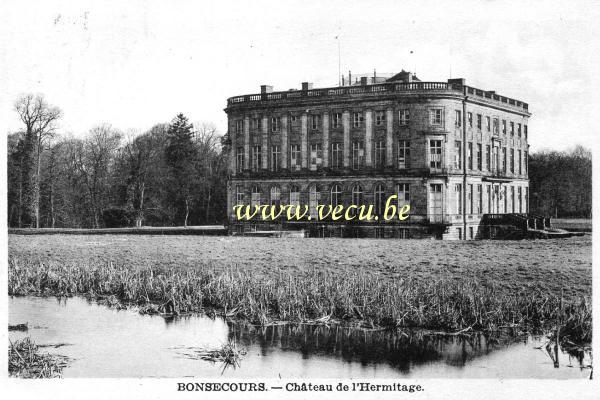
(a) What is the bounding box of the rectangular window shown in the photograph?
[510,122,515,136]
[310,114,321,131]
[486,116,491,132]
[332,113,341,129]
[309,143,322,171]
[467,142,473,170]
[309,186,320,218]
[502,147,507,172]
[429,140,442,169]
[511,186,515,213]
[502,120,506,134]
[251,187,260,208]
[236,147,244,173]
[330,143,342,168]
[455,184,463,214]
[235,120,243,134]
[398,140,410,169]
[375,111,386,126]
[430,109,443,125]
[524,125,528,140]
[290,115,298,123]
[476,143,482,170]
[468,112,473,127]
[518,187,522,212]
[525,188,529,213]
[486,185,491,213]
[455,110,462,127]
[251,146,261,172]
[251,118,261,130]
[468,184,473,214]
[397,183,410,208]
[517,123,522,137]
[477,184,482,214]
[503,186,507,213]
[236,185,244,205]
[400,109,410,126]
[486,145,491,171]
[353,112,364,128]
[477,114,482,130]
[374,140,386,167]
[352,141,364,169]
[492,146,498,172]
[493,118,499,135]
[454,141,462,169]
[290,144,300,171]
[270,145,280,172]
[518,150,522,174]
[510,148,515,173]
[524,151,528,173]
[271,117,279,132]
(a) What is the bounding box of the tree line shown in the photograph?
[7,94,228,228]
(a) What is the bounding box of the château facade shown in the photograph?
[223,71,530,239]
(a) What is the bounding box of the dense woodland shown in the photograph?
[7,94,227,228]
[6,94,592,228]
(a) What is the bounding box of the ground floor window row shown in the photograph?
[453,183,529,215]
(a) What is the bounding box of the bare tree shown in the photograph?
[14,94,62,227]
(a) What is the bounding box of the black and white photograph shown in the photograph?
[1,0,598,399]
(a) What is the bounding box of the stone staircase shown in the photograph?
[482,213,584,239]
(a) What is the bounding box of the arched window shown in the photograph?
[309,185,320,219]
[236,185,245,206]
[330,184,342,208]
[351,184,363,206]
[374,184,385,215]
[397,183,410,209]
[270,186,281,207]
[251,186,261,208]
[290,185,300,207]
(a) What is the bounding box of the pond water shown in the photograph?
[8,296,592,379]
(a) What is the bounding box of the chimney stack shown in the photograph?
[301,82,313,91]
[360,76,368,86]
[261,85,273,94]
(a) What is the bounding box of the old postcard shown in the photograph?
[1,0,598,399]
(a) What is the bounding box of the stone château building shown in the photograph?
[223,70,530,239]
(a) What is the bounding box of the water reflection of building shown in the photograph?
[223,71,531,239]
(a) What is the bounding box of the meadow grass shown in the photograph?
[8,257,591,343]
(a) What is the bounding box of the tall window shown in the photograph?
[374,140,386,167]
[455,184,462,214]
[503,186,508,213]
[251,146,261,172]
[477,184,482,214]
[510,148,515,173]
[511,186,515,213]
[310,114,321,131]
[510,122,515,135]
[290,144,300,171]
[518,187,523,212]
[330,143,342,168]
[251,117,261,130]
[502,147,507,172]
[270,145,280,172]
[468,112,473,127]
[330,185,342,208]
[375,111,386,126]
[517,123,522,137]
[236,185,244,205]
[351,184,363,208]
[235,120,243,134]
[353,112,364,128]
[290,185,300,207]
[374,184,385,215]
[524,151,528,173]
[271,117,279,132]
[486,116,491,132]
[525,188,529,213]
[270,186,281,208]
[352,141,364,170]
[493,118,499,135]
[455,110,462,127]
[518,150,522,174]
[524,125,528,140]
[332,113,342,129]
[486,185,491,213]
[468,184,473,214]
[397,183,410,208]
[492,146,498,172]
[309,143,322,171]
[502,120,506,134]
[309,185,320,218]
[476,114,482,130]
[236,147,244,173]
[251,185,261,208]
[454,141,462,169]
[429,140,442,169]
[400,109,410,126]
[398,140,410,169]
[467,142,473,170]
[476,143,482,171]
[486,145,491,171]
[429,109,443,125]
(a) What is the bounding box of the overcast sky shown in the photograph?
[1,0,599,152]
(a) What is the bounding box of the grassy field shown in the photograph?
[8,234,592,341]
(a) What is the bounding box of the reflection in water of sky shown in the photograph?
[8,296,592,379]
